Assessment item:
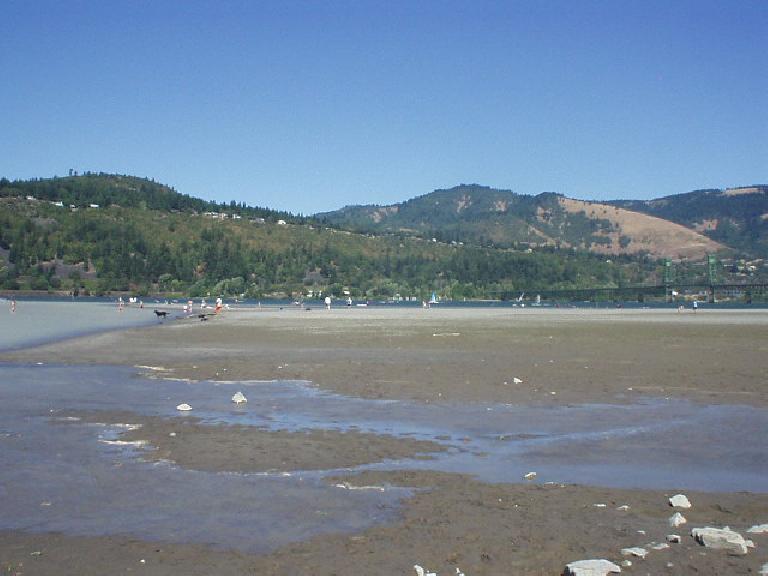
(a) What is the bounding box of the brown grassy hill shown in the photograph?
[556,198,725,259]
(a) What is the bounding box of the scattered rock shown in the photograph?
[413,565,436,576]
[669,512,687,527]
[667,534,681,543]
[747,524,768,534]
[593,503,607,508]
[564,559,622,575]
[524,471,537,480]
[231,391,247,404]
[513,377,523,384]
[176,403,192,411]
[616,505,630,511]
[759,562,768,575]
[691,526,751,555]
[621,547,647,559]
[620,560,632,568]
[650,542,670,551]
[669,494,691,508]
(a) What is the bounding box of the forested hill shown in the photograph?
[317,184,727,260]
[0,174,658,297]
[608,186,768,256]
[0,173,297,222]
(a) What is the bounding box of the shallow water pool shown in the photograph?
[1,363,766,552]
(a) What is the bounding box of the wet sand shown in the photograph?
[58,411,445,472]
[4,307,768,407]
[3,473,767,575]
[2,307,767,575]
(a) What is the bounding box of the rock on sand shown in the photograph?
[691,526,751,555]
[176,403,192,411]
[565,559,621,575]
[747,524,768,534]
[669,494,691,508]
[621,547,647,559]
[669,512,687,527]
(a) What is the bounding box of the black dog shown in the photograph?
[154,309,168,319]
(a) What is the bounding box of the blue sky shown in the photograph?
[1,1,765,214]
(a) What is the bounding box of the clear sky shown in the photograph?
[1,1,765,214]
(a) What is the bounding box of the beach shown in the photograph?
[1,306,767,575]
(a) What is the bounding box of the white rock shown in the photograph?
[565,559,622,575]
[524,471,537,480]
[667,534,681,543]
[620,560,632,568]
[669,512,687,527]
[651,542,670,551]
[691,526,750,555]
[231,391,248,404]
[621,547,647,559]
[747,524,768,534]
[175,403,192,411]
[616,505,630,511]
[746,539,755,549]
[669,494,691,508]
[413,565,436,576]
[513,377,523,384]
[759,562,768,576]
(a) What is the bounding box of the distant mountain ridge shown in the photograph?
[317,184,768,259]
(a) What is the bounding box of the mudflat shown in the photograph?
[4,306,768,407]
[2,307,767,575]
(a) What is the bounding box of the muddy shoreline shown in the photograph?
[56,410,446,473]
[3,307,768,407]
[3,473,767,575]
[2,308,767,575]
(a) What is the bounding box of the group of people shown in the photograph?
[182,297,227,314]
[116,296,145,311]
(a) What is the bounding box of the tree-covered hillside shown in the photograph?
[0,173,296,221]
[0,176,655,298]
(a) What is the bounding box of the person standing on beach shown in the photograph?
[693,300,698,313]
[10,298,16,313]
